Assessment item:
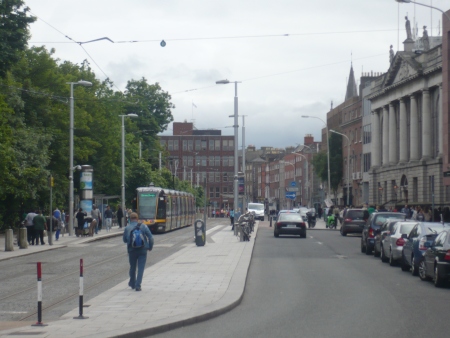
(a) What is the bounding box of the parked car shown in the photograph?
[340,209,369,236]
[274,212,307,238]
[401,222,450,276]
[379,221,418,266]
[418,229,450,287]
[361,212,406,255]
[374,218,408,257]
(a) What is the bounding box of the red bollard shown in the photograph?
[32,262,48,326]
[74,259,88,319]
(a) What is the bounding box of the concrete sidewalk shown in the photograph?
[0,222,258,338]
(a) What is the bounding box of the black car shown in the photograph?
[361,212,406,255]
[419,229,450,287]
[274,212,307,238]
[340,209,368,236]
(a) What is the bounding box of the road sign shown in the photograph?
[286,187,299,192]
[286,191,296,200]
[290,181,296,187]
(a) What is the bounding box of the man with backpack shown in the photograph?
[122,212,153,291]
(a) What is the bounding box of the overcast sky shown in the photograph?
[26,0,449,149]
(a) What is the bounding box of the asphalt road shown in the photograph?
[154,221,450,338]
[0,219,225,324]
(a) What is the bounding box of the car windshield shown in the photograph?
[347,210,364,218]
[399,223,416,234]
[248,204,264,210]
[279,213,302,222]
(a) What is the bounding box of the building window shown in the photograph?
[363,153,371,172]
[209,140,214,150]
[160,140,166,147]
[223,187,228,194]
[209,186,214,198]
[195,140,201,150]
[188,156,193,166]
[168,140,173,150]
[363,125,372,144]
[215,156,220,166]
[229,156,234,166]
[223,173,228,182]
[201,140,207,150]
[209,172,214,182]
[223,157,229,166]
[183,140,187,150]
[215,187,220,198]
[188,140,193,151]
[173,140,179,150]
[215,140,220,150]
[209,156,214,166]
[215,172,220,182]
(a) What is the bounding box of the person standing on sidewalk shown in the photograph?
[91,205,101,234]
[33,211,47,245]
[122,212,153,291]
[25,210,37,245]
[104,205,113,232]
[230,208,234,228]
[117,206,124,228]
[75,208,86,237]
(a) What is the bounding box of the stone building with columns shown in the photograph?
[367,32,444,207]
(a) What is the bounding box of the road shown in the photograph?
[154,221,450,338]
[0,218,226,324]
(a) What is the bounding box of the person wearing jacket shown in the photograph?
[122,212,154,291]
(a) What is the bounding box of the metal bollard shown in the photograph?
[19,228,28,249]
[74,259,88,319]
[32,262,47,327]
[5,229,14,251]
[270,217,272,227]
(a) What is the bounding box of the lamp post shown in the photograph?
[120,113,138,228]
[216,79,241,215]
[67,80,92,236]
[302,115,331,202]
[330,130,350,207]
[395,0,450,21]
[229,115,247,210]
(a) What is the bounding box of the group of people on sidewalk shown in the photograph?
[23,207,65,245]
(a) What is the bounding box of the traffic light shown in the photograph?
[49,176,54,187]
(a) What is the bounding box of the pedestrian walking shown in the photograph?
[122,212,153,291]
[25,210,37,245]
[33,211,47,245]
[61,209,66,236]
[53,207,62,240]
[104,205,113,232]
[117,206,124,229]
[230,208,235,228]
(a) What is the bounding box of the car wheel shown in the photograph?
[340,227,347,236]
[418,259,431,281]
[274,230,279,238]
[365,240,372,255]
[411,255,418,276]
[434,265,445,287]
[389,250,396,266]
[401,252,410,271]
[361,238,366,253]
[374,244,381,257]
[381,245,388,263]
[300,232,307,239]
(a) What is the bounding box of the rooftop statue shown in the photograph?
[405,16,412,40]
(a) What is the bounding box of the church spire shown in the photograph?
[345,63,358,101]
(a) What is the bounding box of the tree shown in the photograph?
[0,0,35,77]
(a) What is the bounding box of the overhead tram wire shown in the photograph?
[170,52,387,95]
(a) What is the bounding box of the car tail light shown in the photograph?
[418,238,427,251]
[368,228,374,238]
[396,238,405,246]
[445,251,450,262]
[300,222,306,228]
[277,222,282,228]
[345,218,352,222]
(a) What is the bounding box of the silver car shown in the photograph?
[380,221,418,266]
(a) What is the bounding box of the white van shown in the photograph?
[248,203,265,221]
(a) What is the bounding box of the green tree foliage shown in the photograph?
[311,133,343,202]
[0,0,35,76]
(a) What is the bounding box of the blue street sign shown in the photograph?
[290,181,296,187]
[286,191,296,200]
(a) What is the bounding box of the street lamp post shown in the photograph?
[120,113,138,228]
[216,79,241,215]
[330,130,350,207]
[302,115,331,202]
[395,0,450,21]
[67,80,92,236]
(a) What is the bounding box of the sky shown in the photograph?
[25,0,449,149]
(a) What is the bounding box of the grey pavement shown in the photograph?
[0,222,257,338]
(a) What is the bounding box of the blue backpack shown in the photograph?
[130,223,145,248]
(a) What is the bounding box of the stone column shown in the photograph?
[438,84,443,157]
[372,110,381,167]
[410,94,419,161]
[389,102,397,165]
[399,98,408,163]
[382,106,389,166]
[422,89,431,160]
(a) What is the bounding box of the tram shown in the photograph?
[136,186,196,233]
